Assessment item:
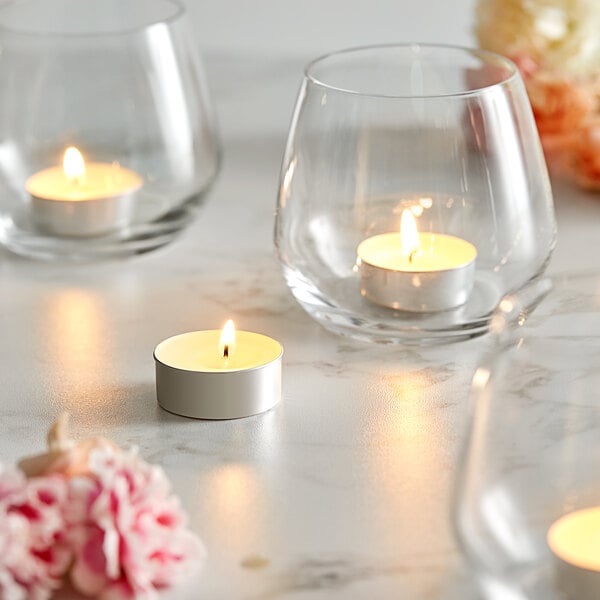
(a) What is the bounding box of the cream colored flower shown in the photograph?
[476,0,600,76]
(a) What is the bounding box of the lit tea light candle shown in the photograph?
[548,507,600,600]
[26,146,143,237]
[154,320,283,420]
[356,209,477,312]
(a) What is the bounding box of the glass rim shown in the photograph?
[0,0,185,38]
[304,43,519,99]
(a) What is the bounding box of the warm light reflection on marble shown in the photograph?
[41,288,115,413]
[46,288,105,368]
[385,370,438,436]
[365,370,449,549]
[201,464,265,554]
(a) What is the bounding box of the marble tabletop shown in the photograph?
[2,2,600,598]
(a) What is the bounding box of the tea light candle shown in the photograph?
[154,320,283,420]
[26,146,143,237]
[547,507,600,600]
[357,210,477,312]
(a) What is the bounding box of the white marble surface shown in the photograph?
[2,1,600,598]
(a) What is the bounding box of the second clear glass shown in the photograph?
[0,0,219,260]
[275,44,556,343]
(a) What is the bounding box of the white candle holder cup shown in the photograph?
[275,44,556,343]
[454,273,600,600]
[0,0,219,260]
[154,328,283,420]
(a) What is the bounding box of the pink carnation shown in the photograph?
[0,465,71,600]
[66,447,205,599]
[8,415,206,598]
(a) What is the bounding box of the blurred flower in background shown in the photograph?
[476,0,600,191]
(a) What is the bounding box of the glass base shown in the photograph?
[283,264,550,344]
[0,190,212,261]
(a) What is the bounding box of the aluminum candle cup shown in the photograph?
[357,229,477,312]
[25,147,143,237]
[154,325,283,420]
[29,189,139,237]
[547,507,600,600]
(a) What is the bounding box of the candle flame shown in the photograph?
[400,209,420,260]
[63,146,86,181]
[219,319,236,360]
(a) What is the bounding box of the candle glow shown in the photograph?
[400,209,420,262]
[63,146,86,182]
[219,319,236,360]
[548,507,600,600]
[548,507,600,572]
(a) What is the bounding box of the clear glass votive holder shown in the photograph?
[275,44,556,343]
[454,272,600,600]
[0,0,219,260]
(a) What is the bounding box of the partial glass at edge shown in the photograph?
[454,272,600,599]
[275,44,556,343]
[0,0,219,260]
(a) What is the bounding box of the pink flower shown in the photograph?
[573,118,600,190]
[66,447,205,599]
[0,465,71,600]
[12,415,206,598]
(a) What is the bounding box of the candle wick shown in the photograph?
[223,344,229,360]
[409,249,417,264]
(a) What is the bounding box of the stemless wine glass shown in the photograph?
[275,44,556,343]
[454,272,600,600]
[0,0,219,260]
